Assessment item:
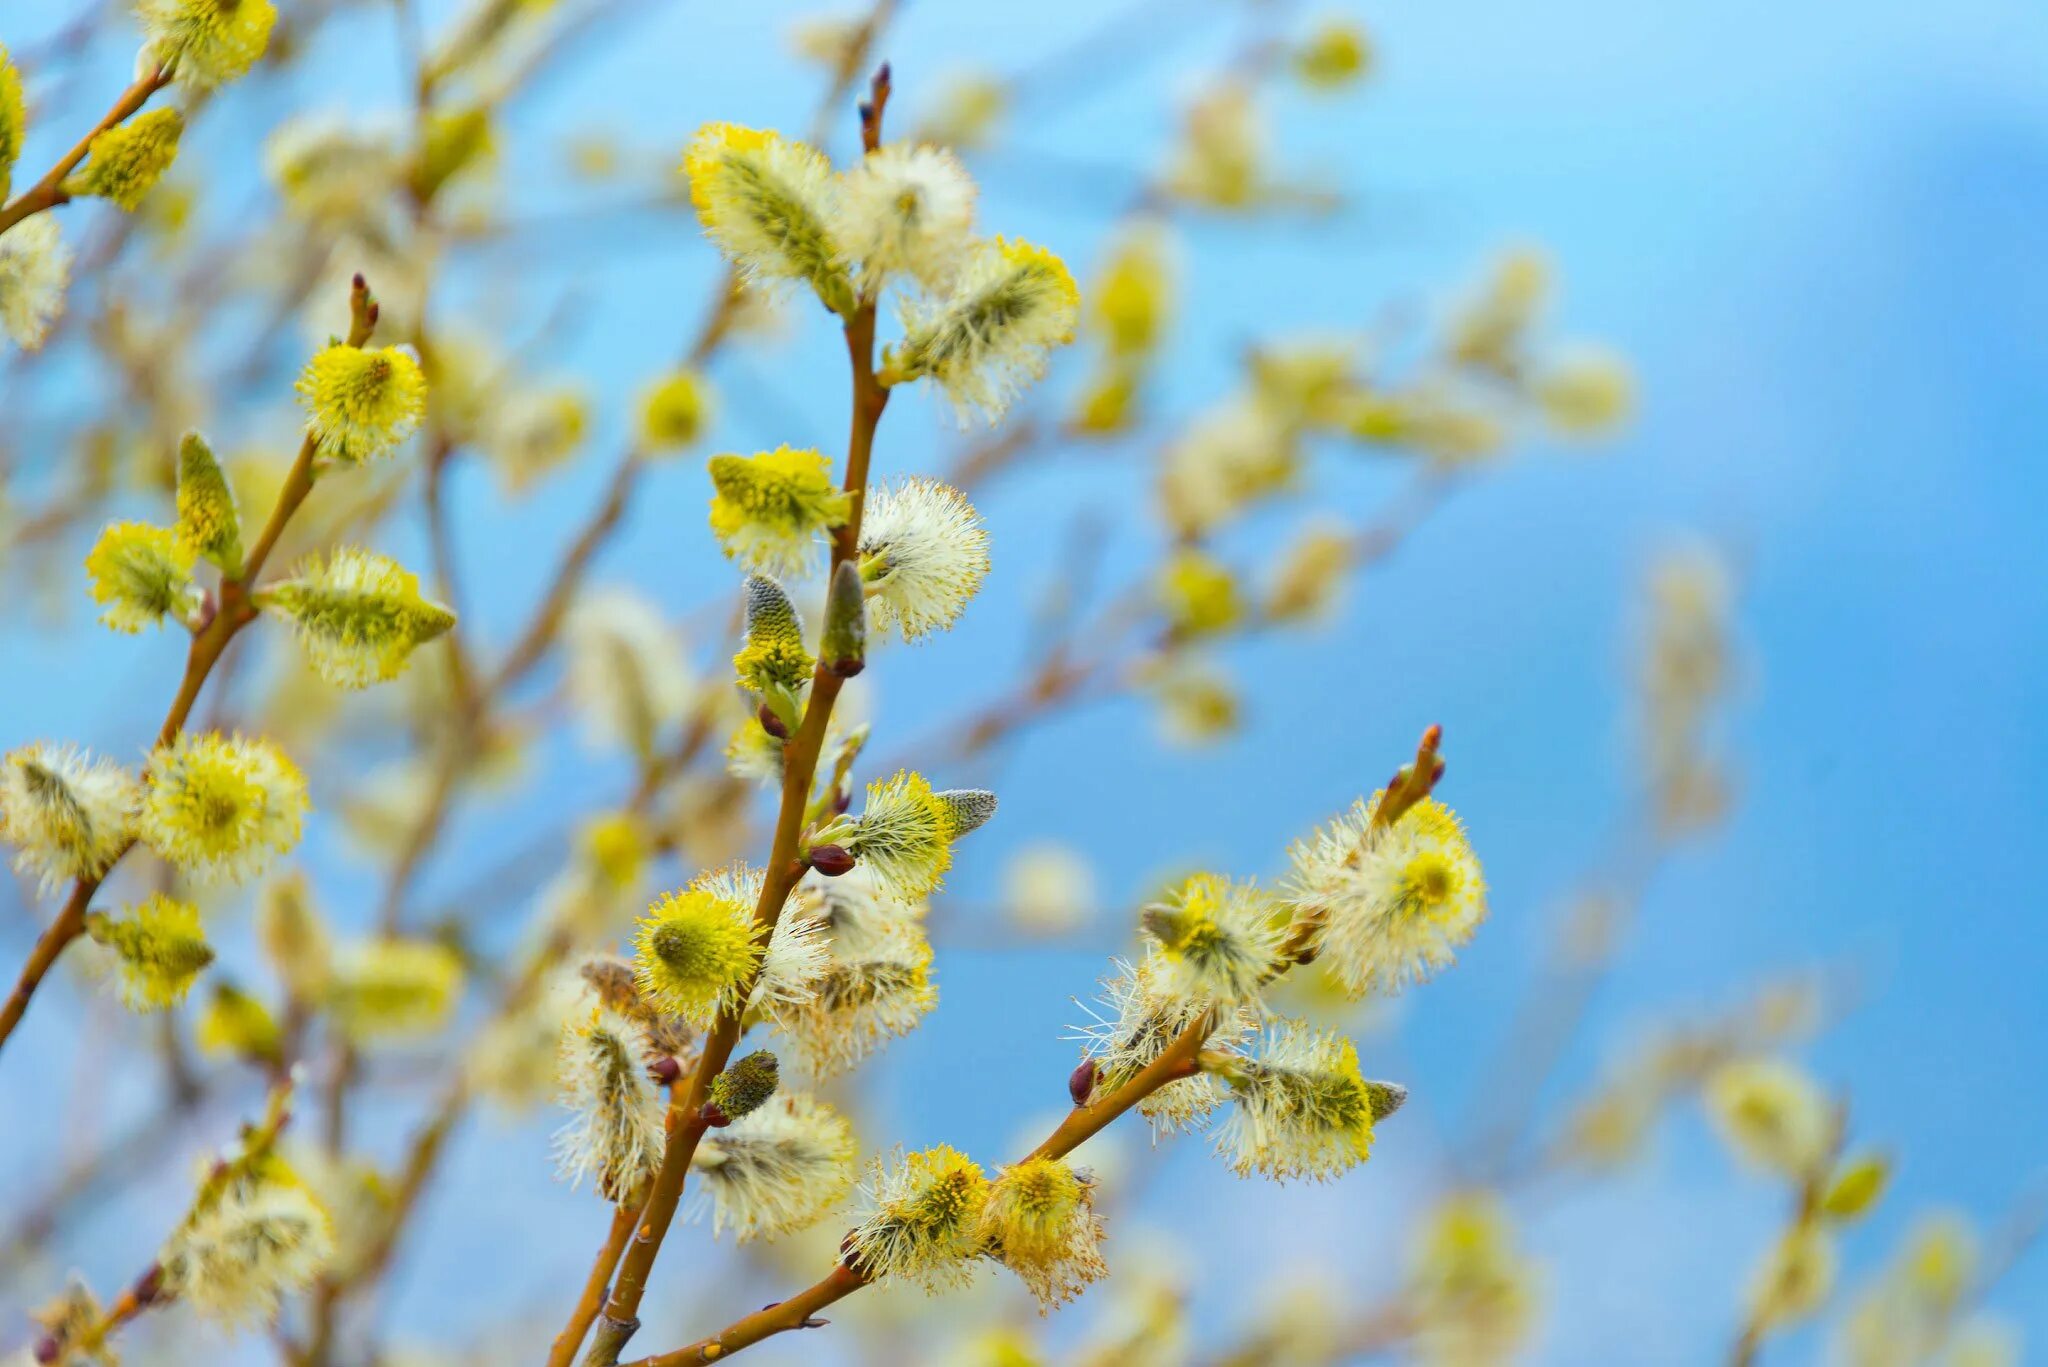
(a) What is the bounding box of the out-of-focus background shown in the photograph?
[2,0,2045,1363]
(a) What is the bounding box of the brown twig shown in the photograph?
[0,278,379,1058]
[0,66,173,237]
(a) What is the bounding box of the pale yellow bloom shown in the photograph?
[141,732,308,884]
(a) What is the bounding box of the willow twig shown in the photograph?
[0,278,381,1058]
[0,65,173,237]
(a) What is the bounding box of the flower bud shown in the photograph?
[1068,1058,1096,1107]
[757,701,790,740]
[822,560,867,677]
[936,789,997,838]
[807,843,856,877]
[1365,1079,1409,1122]
[704,1049,780,1126]
[1820,1152,1890,1222]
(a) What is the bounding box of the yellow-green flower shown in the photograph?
[1265,520,1351,622]
[554,1001,666,1200]
[1293,18,1374,90]
[980,1158,1107,1311]
[1748,1225,1837,1329]
[776,890,935,1080]
[66,108,184,210]
[1406,1193,1538,1365]
[846,1145,990,1291]
[1091,222,1174,359]
[138,0,278,90]
[141,732,308,884]
[1284,792,1487,1000]
[886,236,1079,424]
[733,575,815,696]
[0,216,71,350]
[414,105,494,199]
[160,1173,332,1327]
[708,446,851,576]
[296,343,427,463]
[683,122,850,312]
[86,893,213,1010]
[690,1092,858,1242]
[255,871,331,1001]
[175,431,243,572]
[638,368,714,451]
[1705,1057,1833,1180]
[195,981,281,1063]
[1141,872,1286,1009]
[1536,348,1635,436]
[1449,247,1549,378]
[828,770,996,901]
[857,478,990,642]
[260,547,455,689]
[325,938,465,1043]
[85,520,201,633]
[1,742,139,890]
[1159,549,1243,639]
[483,385,590,492]
[1211,1020,1379,1182]
[630,867,764,1027]
[832,144,978,289]
[0,45,26,201]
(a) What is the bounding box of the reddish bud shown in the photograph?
[807,844,856,877]
[758,702,790,740]
[648,1055,682,1086]
[699,1102,732,1128]
[35,1338,59,1364]
[1069,1058,1097,1107]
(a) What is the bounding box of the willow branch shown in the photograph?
[0,278,379,1058]
[627,726,1446,1365]
[0,65,172,237]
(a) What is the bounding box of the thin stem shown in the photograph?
[547,1204,639,1367]
[591,295,889,1362]
[0,66,172,237]
[625,1264,869,1367]
[570,114,896,1354]
[0,280,374,1060]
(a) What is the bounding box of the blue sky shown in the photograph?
[2,0,2045,1361]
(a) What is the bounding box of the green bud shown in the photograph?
[1819,1152,1890,1223]
[1364,1080,1409,1122]
[174,431,244,574]
[821,560,867,678]
[936,788,997,839]
[705,1048,780,1125]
